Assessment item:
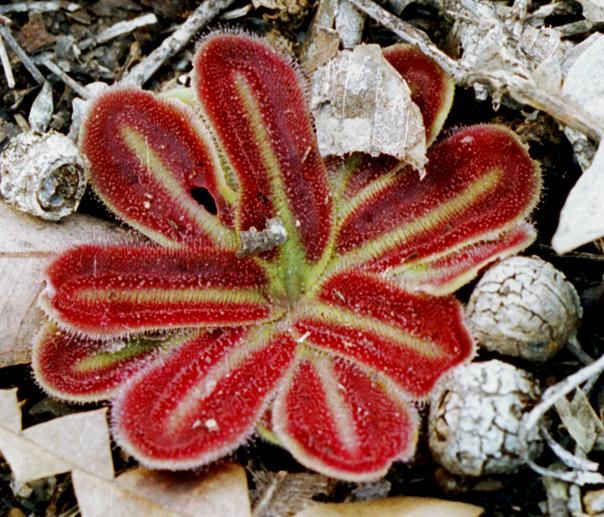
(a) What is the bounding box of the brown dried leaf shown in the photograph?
[75,464,251,517]
[0,389,251,516]
[555,389,604,453]
[294,496,484,517]
[0,201,125,367]
[16,12,56,53]
[0,389,114,483]
[301,0,340,74]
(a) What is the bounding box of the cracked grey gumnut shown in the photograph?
[429,360,543,477]
[0,131,88,221]
[466,256,582,362]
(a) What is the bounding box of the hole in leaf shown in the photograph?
[190,187,217,215]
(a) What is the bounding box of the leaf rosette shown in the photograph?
[33,33,541,481]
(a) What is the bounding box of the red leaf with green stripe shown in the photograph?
[33,324,175,402]
[273,355,419,481]
[41,244,276,336]
[33,32,542,481]
[113,328,296,469]
[332,125,541,294]
[82,88,236,248]
[193,33,334,299]
[295,271,474,398]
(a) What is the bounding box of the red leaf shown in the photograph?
[391,222,536,294]
[33,324,168,402]
[193,33,334,270]
[273,355,418,481]
[81,88,235,248]
[42,244,276,336]
[113,328,296,469]
[334,125,541,293]
[298,270,474,397]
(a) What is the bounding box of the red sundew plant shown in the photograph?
[32,33,541,481]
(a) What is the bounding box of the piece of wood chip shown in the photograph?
[311,44,426,173]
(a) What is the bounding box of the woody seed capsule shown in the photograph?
[466,256,582,362]
[429,360,543,477]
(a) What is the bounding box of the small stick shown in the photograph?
[566,334,594,366]
[0,2,80,14]
[518,352,604,484]
[348,0,461,79]
[541,426,600,473]
[0,30,15,88]
[122,0,238,87]
[238,218,287,257]
[79,13,158,50]
[35,54,89,99]
[0,18,45,84]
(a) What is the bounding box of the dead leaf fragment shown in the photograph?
[0,389,114,483]
[555,389,604,453]
[575,0,604,23]
[75,464,251,517]
[294,496,483,517]
[0,389,252,516]
[251,470,335,516]
[16,12,56,53]
[561,36,604,126]
[0,201,124,367]
[552,143,604,254]
[301,0,340,73]
[311,44,426,172]
[584,487,604,515]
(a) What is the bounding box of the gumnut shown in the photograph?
[466,256,582,362]
[429,360,543,477]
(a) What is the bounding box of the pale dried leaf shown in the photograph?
[0,390,251,516]
[552,143,604,253]
[294,496,483,517]
[0,389,114,483]
[555,389,604,453]
[74,464,251,517]
[311,44,426,172]
[335,0,365,48]
[0,388,22,433]
[561,36,604,125]
[560,33,604,78]
[0,201,125,366]
[584,487,604,515]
